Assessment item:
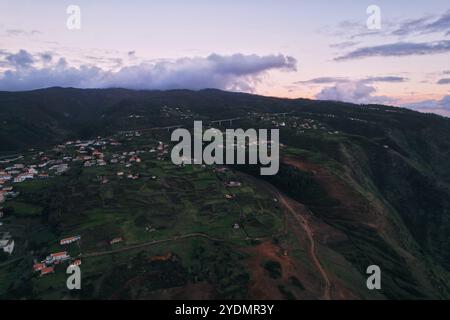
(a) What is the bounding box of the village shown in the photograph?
[0,126,250,277]
[0,134,162,258]
[250,111,341,136]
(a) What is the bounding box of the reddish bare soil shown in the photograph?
[243,240,323,299]
[276,192,332,299]
[239,170,351,299]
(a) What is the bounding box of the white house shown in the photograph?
[28,167,38,175]
[60,235,81,245]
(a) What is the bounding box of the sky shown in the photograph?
[0,0,449,115]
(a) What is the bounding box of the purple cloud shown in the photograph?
[5,29,42,37]
[315,81,393,105]
[437,78,450,84]
[0,51,297,91]
[404,95,450,117]
[390,10,450,37]
[297,76,407,85]
[295,77,349,84]
[5,49,35,68]
[332,10,450,40]
[329,41,360,49]
[335,40,450,61]
[421,10,450,35]
[362,76,407,83]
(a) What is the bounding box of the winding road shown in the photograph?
[276,191,332,300]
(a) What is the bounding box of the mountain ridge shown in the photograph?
[0,87,447,154]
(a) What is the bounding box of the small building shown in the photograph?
[0,174,12,182]
[92,150,104,158]
[33,263,45,272]
[60,235,81,245]
[110,237,123,245]
[156,142,164,151]
[48,251,70,263]
[49,164,69,174]
[13,173,33,183]
[84,161,93,167]
[226,181,242,187]
[40,266,54,276]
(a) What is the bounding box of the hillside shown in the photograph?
[1,87,450,299]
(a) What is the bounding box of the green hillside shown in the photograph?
[1,88,450,299]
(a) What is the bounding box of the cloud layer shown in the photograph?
[0,50,297,91]
[296,76,406,105]
[335,40,450,61]
[405,95,450,117]
[330,10,450,40]
[297,76,407,85]
[315,81,393,105]
[437,78,450,84]
[392,10,450,36]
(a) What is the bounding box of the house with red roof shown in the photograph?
[33,263,45,272]
[40,266,54,276]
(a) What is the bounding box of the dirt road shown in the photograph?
[81,233,225,258]
[276,191,332,300]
